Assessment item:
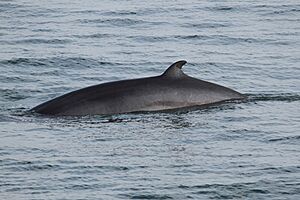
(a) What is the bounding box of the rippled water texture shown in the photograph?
[1,0,300,199]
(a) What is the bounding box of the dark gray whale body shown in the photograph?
[32,61,245,116]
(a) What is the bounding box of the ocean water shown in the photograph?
[0,0,300,199]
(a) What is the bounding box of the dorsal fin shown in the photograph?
[162,60,187,78]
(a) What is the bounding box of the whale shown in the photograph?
[31,60,245,116]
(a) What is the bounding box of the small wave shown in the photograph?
[216,35,270,44]
[260,166,300,173]
[65,184,103,190]
[0,2,22,10]
[179,181,271,198]
[262,8,300,16]
[122,194,173,199]
[246,93,300,102]
[73,33,117,39]
[210,6,234,11]
[0,26,26,31]
[32,28,55,32]
[0,89,28,101]
[0,57,120,69]
[4,186,51,193]
[17,164,60,171]
[104,10,138,16]
[15,38,71,45]
[174,34,269,45]
[130,7,168,16]
[0,58,46,66]
[1,159,61,171]
[80,18,143,26]
[128,35,171,43]
[205,5,248,12]
[70,9,101,14]
[69,165,130,171]
[79,18,165,27]
[183,22,230,29]
[268,135,300,142]
[175,34,212,40]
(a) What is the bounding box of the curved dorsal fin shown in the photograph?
[162,60,187,78]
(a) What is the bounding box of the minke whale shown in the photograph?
[32,60,245,116]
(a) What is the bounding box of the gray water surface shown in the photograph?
[1,0,300,199]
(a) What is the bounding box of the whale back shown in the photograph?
[32,60,245,115]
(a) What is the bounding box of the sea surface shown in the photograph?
[0,0,300,199]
